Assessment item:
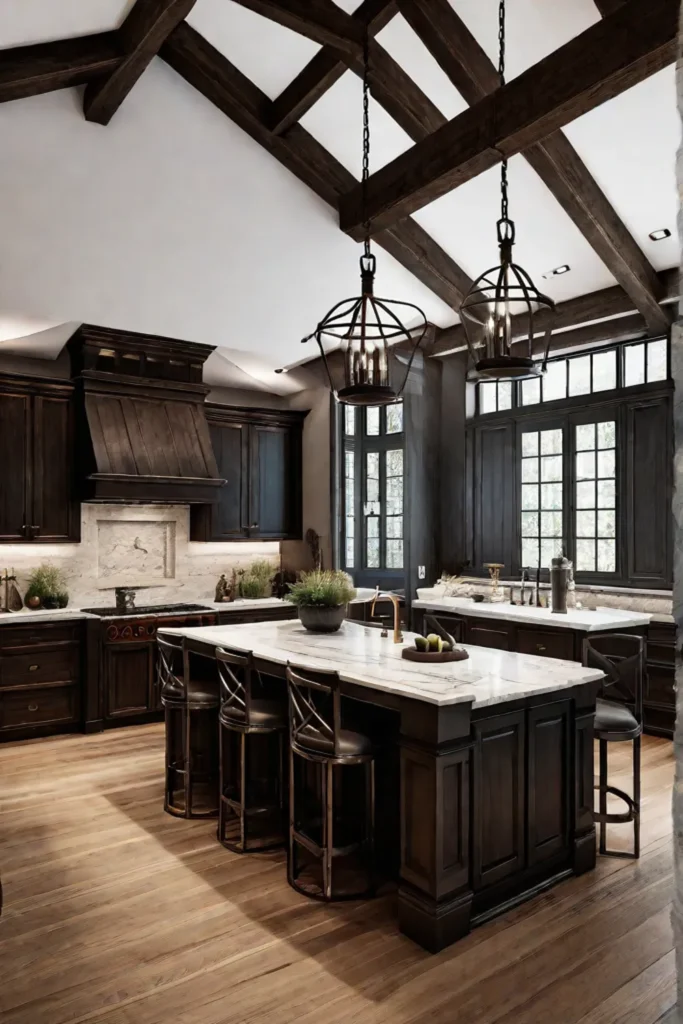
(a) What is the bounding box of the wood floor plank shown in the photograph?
[0,726,673,1024]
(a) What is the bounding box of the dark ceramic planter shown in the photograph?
[41,596,60,610]
[298,604,346,633]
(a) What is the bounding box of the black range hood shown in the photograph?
[68,325,225,504]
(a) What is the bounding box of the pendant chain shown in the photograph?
[498,0,509,225]
[362,26,371,258]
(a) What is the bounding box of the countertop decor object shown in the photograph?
[402,646,468,663]
[25,563,68,611]
[484,563,505,602]
[405,613,469,662]
[285,569,356,633]
[551,554,571,614]
[300,27,427,407]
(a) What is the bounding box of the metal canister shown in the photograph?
[550,554,570,614]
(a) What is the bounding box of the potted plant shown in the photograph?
[285,569,356,633]
[238,559,276,599]
[25,563,69,610]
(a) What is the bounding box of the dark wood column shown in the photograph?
[573,686,598,875]
[398,700,473,952]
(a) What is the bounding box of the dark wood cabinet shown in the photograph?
[466,621,514,651]
[0,374,79,543]
[527,701,571,866]
[516,626,575,662]
[472,710,525,888]
[104,642,155,719]
[644,620,676,738]
[625,396,672,588]
[191,406,305,542]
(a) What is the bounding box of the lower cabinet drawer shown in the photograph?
[466,622,514,651]
[517,628,575,662]
[646,665,676,709]
[0,685,80,730]
[0,645,79,688]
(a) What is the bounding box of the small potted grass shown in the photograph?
[285,569,356,633]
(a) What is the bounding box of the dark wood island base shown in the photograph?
[165,622,600,954]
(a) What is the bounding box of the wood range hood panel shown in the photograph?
[68,325,226,505]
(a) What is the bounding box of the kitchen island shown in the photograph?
[159,619,604,953]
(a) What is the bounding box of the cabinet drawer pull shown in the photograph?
[28,703,38,712]
[29,664,39,671]
[536,644,547,652]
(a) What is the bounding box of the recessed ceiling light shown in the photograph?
[649,228,671,241]
[274,367,287,374]
[542,265,571,279]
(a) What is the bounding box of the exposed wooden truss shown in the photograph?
[594,0,627,15]
[229,0,364,55]
[397,0,669,332]
[0,34,120,103]
[339,0,678,235]
[269,0,396,134]
[84,0,197,125]
[160,23,471,310]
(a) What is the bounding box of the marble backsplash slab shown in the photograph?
[0,504,280,608]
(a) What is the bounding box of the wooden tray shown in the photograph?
[402,647,469,663]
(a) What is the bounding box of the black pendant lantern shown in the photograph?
[301,31,428,406]
[461,0,555,382]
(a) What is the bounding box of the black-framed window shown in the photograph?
[340,402,405,586]
[475,336,669,415]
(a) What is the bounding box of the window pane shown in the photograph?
[576,451,596,480]
[597,479,615,507]
[540,539,561,569]
[385,449,403,518]
[522,432,539,456]
[386,449,403,476]
[386,540,403,569]
[597,539,616,573]
[576,511,596,537]
[521,458,539,483]
[541,511,562,537]
[498,381,512,410]
[592,349,616,392]
[367,516,379,538]
[522,484,539,510]
[576,539,596,572]
[344,406,356,435]
[366,537,380,568]
[541,483,562,510]
[386,515,403,538]
[344,450,355,568]
[522,538,540,568]
[543,361,567,402]
[541,455,562,482]
[576,424,595,451]
[597,449,615,478]
[597,510,615,538]
[521,511,539,537]
[479,383,497,414]
[576,481,595,508]
[569,355,591,397]
[624,343,645,387]
[366,407,380,435]
[647,339,667,382]
[541,429,563,455]
[597,421,616,448]
[386,401,404,433]
[522,377,541,406]
[366,451,380,506]
[345,537,354,566]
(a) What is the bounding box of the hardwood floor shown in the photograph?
[0,725,675,1024]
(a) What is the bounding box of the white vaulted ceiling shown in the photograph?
[0,0,676,390]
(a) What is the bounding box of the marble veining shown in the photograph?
[413,597,652,632]
[96,518,176,587]
[159,619,604,709]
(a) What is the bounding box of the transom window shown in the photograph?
[520,428,564,569]
[575,421,617,573]
[341,402,404,584]
[476,337,668,414]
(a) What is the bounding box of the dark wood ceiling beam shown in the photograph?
[0,34,122,103]
[269,0,396,135]
[398,0,669,333]
[160,22,470,310]
[339,0,678,235]
[229,0,365,56]
[84,0,197,125]
[594,0,626,15]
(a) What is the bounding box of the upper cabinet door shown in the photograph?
[32,395,79,543]
[249,423,302,540]
[0,391,31,541]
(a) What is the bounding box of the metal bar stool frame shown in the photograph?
[216,647,287,854]
[286,662,375,902]
[583,633,644,859]
[158,632,219,820]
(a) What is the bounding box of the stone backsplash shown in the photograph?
[0,504,280,609]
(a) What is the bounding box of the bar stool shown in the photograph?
[286,662,375,901]
[216,648,287,853]
[583,634,645,859]
[158,633,219,819]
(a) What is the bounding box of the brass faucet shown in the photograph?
[370,586,403,644]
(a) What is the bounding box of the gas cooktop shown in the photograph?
[80,603,213,617]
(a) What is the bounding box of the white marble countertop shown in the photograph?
[0,596,291,625]
[412,597,652,632]
[158,619,604,710]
